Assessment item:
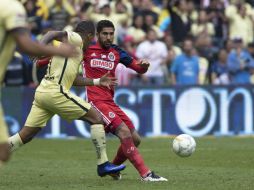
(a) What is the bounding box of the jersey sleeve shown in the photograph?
[5,2,27,31]
[112,45,133,66]
[127,59,148,74]
[66,31,83,49]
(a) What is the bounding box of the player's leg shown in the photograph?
[8,126,41,152]
[8,92,53,152]
[94,102,141,165]
[0,104,11,164]
[0,103,10,163]
[114,122,150,176]
[112,129,141,165]
[0,126,10,164]
[118,110,142,147]
[92,102,167,181]
[109,129,141,180]
[115,123,167,181]
[55,91,125,176]
[131,130,141,147]
[111,112,141,165]
[91,102,149,175]
[79,107,108,166]
[78,107,126,176]
[0,143,10,163]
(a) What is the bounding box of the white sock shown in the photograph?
[8,133,23,152]
[90,124,108,165]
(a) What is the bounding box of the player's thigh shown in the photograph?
[116,106,135,132]
[0,104,9,144]
[91,102,123,133]
[79,106,103,124]
[111,105,138,140]
[25,105,53,128]
[52,91,92,121]
[107,102,136,132]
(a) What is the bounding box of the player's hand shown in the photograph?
[100,72,118,89]
[137,59,150,70]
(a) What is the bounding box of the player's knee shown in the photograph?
[116,125,132,139]
[132,131,141,147]
[133,136,141,147]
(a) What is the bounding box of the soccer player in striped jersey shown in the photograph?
[8,20,125,177]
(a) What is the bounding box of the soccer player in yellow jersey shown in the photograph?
[0,0,78,165]
[8,20,126,177]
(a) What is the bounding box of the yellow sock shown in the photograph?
[90,124,108,165]
[8,133,23,152]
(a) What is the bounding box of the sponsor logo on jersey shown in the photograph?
[108,52,115,61]
[44,76,55,80]
[109,112,115,118]
[127,146,135,153]
[90,59,114,70]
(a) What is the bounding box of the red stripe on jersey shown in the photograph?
[90,102,111,125]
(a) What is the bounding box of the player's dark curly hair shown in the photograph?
[96,20,115,33]
[74,20,95,35]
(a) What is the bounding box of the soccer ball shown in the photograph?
[172,134,196,157]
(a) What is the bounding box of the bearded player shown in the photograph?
[83,20,167,182]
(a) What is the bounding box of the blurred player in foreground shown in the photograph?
[8,20,126,177]
[83,20,167,182]
[0,0,77,166]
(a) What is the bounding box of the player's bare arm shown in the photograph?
[73,72,118,89]
[72,75,94,86]
[11,28,77,57]
[40,31,68,44]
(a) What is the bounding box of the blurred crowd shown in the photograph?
[5,0,254,86]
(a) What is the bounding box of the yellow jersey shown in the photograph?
[0,0,27,83]
[36,31,83,92]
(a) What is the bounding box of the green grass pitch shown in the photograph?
[1,137,254,190]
